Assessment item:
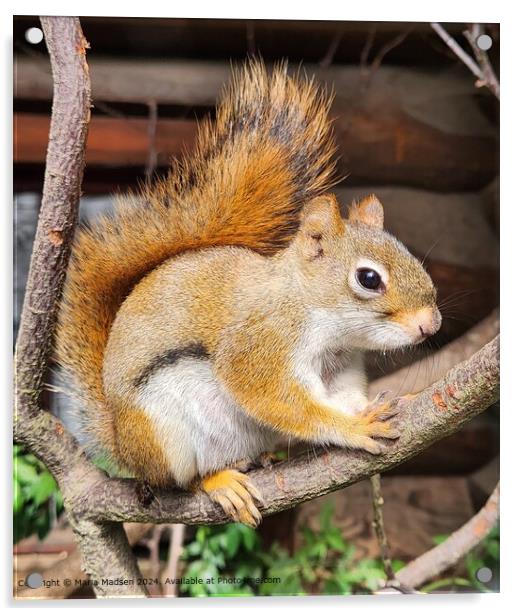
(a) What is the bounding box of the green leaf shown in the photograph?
[32,472,58,506]
[240,525,258,551]
[319,502,334,529]
[185,541,202,557]
[224,525,241,558]
[15,458,39,484]
[326,529,347,551]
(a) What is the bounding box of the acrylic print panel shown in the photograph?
[13,15,499,599]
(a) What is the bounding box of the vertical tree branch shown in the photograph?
[370,474,395,581]
[15,17,90,421]
[14,17,146,598]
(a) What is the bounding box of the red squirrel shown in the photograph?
[56,59,441,526]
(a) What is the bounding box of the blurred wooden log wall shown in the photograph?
[13,17,499,474]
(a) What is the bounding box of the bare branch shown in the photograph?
[15,523,153,599]
[431,22,499,100]
[163,525,186,597]
[14,16,90,424]
[430,23,484,81]
[13,17,146,598]
[463,24,500,99]
[370,474,394,581]
[67,336,498,526]
[396,483,499,589]
[319,29,344,69]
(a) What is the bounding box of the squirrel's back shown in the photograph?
[55,58,337,457]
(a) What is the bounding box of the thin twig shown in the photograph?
[369,27,414,74]
[359,26,413,88]
[319,29,344,69]
[146,99,158,180]
[431,22,499,100]
[463,24,500,99]
[360,25,377,70]
[162,524,186,597]
[370,474,394,581]
[431,22,483,80]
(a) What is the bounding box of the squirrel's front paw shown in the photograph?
[200,469,264,528]
[350,391,409,454]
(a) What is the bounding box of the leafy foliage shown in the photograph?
[180,502,402,597]
[13,445,63,542]
[180,523,261,596]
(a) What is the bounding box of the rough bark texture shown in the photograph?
[68,336,499,526]
[15,523,153,599]
[14,17,90,422]
[396,483,499,589]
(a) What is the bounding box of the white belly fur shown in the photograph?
[137,358,279,485]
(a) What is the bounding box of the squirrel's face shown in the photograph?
[294,194,442,351]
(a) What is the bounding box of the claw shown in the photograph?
[200,469,263,527]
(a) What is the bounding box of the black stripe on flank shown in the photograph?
[133,343,210,388]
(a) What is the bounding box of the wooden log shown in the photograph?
[336,186,499,269]
[14,113,196,167]
[14,60,498,190]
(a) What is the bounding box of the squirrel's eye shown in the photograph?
[356,268,383,291]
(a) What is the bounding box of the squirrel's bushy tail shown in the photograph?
[55,59,337,457]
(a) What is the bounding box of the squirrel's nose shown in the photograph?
[417,308,442,340]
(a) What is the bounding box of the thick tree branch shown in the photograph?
[15,523,153,599]
[396,483,499,589]
[67,336,498,525]
[15,17,90,424]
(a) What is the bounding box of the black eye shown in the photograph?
[356,268,383,291]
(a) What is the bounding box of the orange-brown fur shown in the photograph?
[55,59,337,459]
[113,402,171,485]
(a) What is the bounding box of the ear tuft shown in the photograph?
[347,194,384,229]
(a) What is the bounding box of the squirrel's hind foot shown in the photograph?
[200,469,264,528]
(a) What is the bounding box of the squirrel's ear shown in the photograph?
[297,194,344,259]
[347,194,384,229]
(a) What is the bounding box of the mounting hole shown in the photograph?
[25,572,43,589]
[476,34,493,51]
[25,27,44,45]
[476,566,493,584]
